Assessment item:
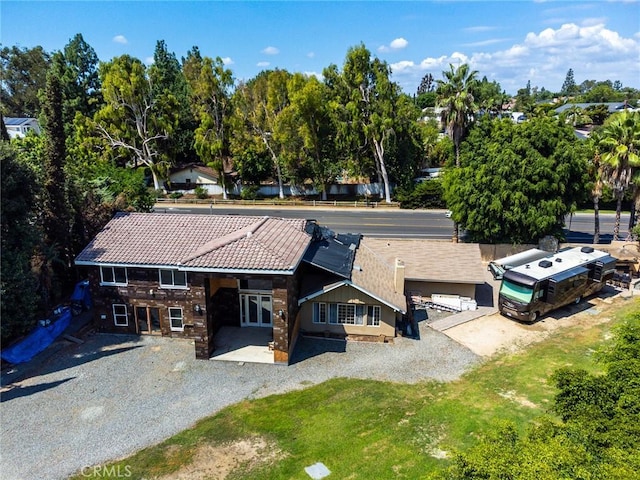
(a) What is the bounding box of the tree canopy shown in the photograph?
[442,116,589,243]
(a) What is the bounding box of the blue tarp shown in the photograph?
[1,308,72,364]
[1,280,92,365]
[70,279,92,311]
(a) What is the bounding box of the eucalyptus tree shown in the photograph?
[231,69,292,198]
[598,110,640,240]
[274,73,339,200]
[183,50,234,198]
[323,44,402,203]
[94,55,178,190]
[436,62,478,242]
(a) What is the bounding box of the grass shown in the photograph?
[70,297,639,480]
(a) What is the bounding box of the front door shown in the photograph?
[239,294,272,327]
[136,306,161,334]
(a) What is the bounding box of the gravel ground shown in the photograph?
[0,323,479,480]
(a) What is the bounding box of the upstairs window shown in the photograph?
[100,266,127,286]
[159,269,187,288]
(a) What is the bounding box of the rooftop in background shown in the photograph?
[554,102,637,114]
[3,117,40,139]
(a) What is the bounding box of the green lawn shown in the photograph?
[71,297,639,480]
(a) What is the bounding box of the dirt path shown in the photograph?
[444,292,634,357]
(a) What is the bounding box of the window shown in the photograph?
[113,304,129,326]
[101,266,127,286]
[169,307,184,331]
[313,303,326,324]
[159,269,187,288]
[328,304,338,324]
[367,306,381,326]
[337,304,356,325]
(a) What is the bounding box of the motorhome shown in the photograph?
[498,246,617,322]
[488,248,550,280]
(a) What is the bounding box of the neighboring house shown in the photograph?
[554,102,635,115]
[362,238,486,299]
[3,117,40,139]
[165,164,238,196]
[74,212,407,363]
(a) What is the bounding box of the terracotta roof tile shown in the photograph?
[75,212,310,272]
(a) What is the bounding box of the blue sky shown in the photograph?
[2,1,639,95]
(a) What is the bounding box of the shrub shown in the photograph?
[240,185,261,200]
[169,192,183,199]
[396,180,445,209]
[194,185,208,199]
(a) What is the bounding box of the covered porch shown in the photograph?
[210,326,275,364]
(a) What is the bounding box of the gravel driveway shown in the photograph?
[0,325,478,480]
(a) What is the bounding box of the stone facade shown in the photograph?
[85,266,303,363]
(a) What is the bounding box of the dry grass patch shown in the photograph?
[155,437,284,480]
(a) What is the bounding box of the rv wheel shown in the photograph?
[528,311,538,322]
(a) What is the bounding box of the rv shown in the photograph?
[499,246,617,322]
[488,248,550,280]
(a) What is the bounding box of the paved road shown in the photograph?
[155,203,630,243]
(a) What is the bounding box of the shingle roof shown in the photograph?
[362,238,486,284]
[75,212,311,273]
[3,117,35,126]
[350,243,407,313]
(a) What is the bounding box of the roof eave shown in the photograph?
[74,260,295,275]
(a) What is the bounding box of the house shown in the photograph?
[3,117,40,139]
[165,163,237,196]
[74,212,406,363]
[361,238,486,299]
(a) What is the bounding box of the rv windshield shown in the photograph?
[500,279,534,303]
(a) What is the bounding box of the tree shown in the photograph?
[275,74,340,200]
[324,44,403,203]
[184,50,234,199]
[0,143,41,343]
[436,63,478,242]
[150,40,196,165]
[441,116,589,244]
[416,72,434,95]
[0,45,51,117]
[231,70,292,198]
[475,76,506,116]
[56,33,102,126]
[588,130,605,244]
[94,55,178,190]
[598,111,640,240]
[561,68,578,96]
[39,66,74,306]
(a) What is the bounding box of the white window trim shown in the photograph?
[168,307,184,331]
[366,305,381,327]
[113,304,129,326]
[313,302,327,324]
[100,266,128,286]
[158,269,188,289]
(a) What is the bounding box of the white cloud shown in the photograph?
[463,26,497,33]
[144,57,154,65]
[389,22,639,95]
[221,57,234,65]
[113,35,128,44]
[257,61,270,67]
[461,38,508,48]
[378,37,409,53]
[307,51,315,58]
[262,46,279,55]
[303,71,323,80]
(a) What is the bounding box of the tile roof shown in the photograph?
[350,244,407,313]
[362,238,486,284]
[75,212,311,272]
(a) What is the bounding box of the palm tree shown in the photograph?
[598,111,640,241]
[436,63,478,242]
[589,130,604,244]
